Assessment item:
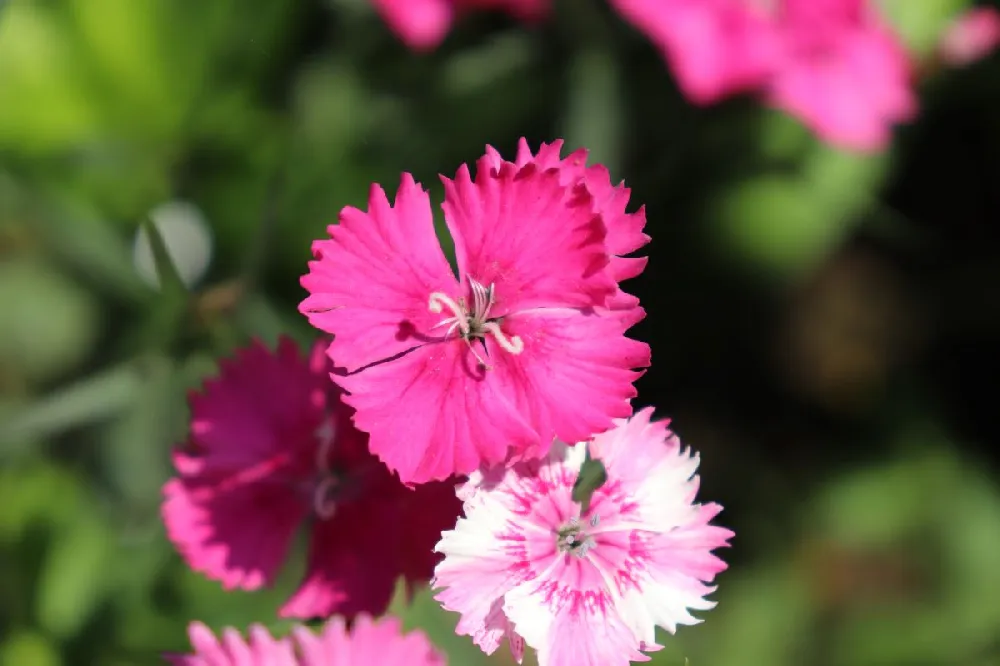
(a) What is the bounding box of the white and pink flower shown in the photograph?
[432,407,734,666]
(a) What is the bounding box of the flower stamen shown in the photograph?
[428,278,524,368]
[481,322,524,354]
[556,515,599,558]
[313,476,338,519]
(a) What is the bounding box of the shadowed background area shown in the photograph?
[1,0,1000,664]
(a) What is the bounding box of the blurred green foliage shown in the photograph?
[2,0,1000,664]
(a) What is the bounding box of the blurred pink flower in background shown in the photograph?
[300,147,650,485]
[371,0,549,50]
[609,0,779,103]
[938,7,1000,67]
[610,0,917,151]
[763,0,917,151]
[165,614,446,666]
[162,337,461,620]
[433,408,733,666]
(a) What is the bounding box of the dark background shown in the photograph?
[1,0,999,664]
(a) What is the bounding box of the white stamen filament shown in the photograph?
[427,278,524,369]
[428,292,471,336]
[481,322,524,354]
[314,417,337,474]
[313,476,338,519]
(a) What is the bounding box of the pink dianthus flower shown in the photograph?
[371,0,549,50]
[610,0,779,103]
[432,408,734,666]
[165,614,446,666]
[763,0,917,151]
[938,7,1000,67]
[162,337,461,619]
[610,0,916,151]
[300,142,650,485]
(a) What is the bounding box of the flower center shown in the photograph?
[428,277,524,369]
[556,514,600,558]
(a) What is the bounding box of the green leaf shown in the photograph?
[0,258,100,384]
[100,354,179,511]
[560,45,623,176]
[879,0,969,56]
[39,202,146,302]
[572,449,608,514]
[0,362,141,454]
[35,511,114,639]
[0,630,62,666]
[140,217,188,296]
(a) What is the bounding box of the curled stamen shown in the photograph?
[314,417,337,474]
[313,476,338,519]
[481,322,524,354]
[428,292,470,335]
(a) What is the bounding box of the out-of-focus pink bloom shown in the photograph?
[764,0,917,151]
[371,0,549,50]
[938,7,1000,67]
[165,614,446,666]
[162,337,461,620]
[609,0,779,103]
[483,139,650,313]
[610,0,916,150]
[300,144,650,485]
[433,408,734,666]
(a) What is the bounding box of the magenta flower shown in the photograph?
[162,337,461,619]
[483,139,650,312]
[165,614,446,666]
[370,0,549,50]
[764,0,917,151]
[300,145,650,485]
[938,7,1000,67]
[610,0,779,104]
[432,408,734,666]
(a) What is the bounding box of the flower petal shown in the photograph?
[503,561,652,666]
[490,310,650,459]
[370,0,454,50]
[335,342,537,483]
[300,174,460,373]
[165,622,298,666]
[610,0,778,104]
[442,158,615,313]
[162,338,322,591]
[163,473,308,591]
[280,504,400,619]
[295,615,446,666]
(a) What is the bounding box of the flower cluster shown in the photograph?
[370,1,1000,152]
[161,140,733,666]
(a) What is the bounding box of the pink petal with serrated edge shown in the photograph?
[442,158,615,313]
[300,174,459,374]
[490,310,650,460]
[337,341,536,484]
